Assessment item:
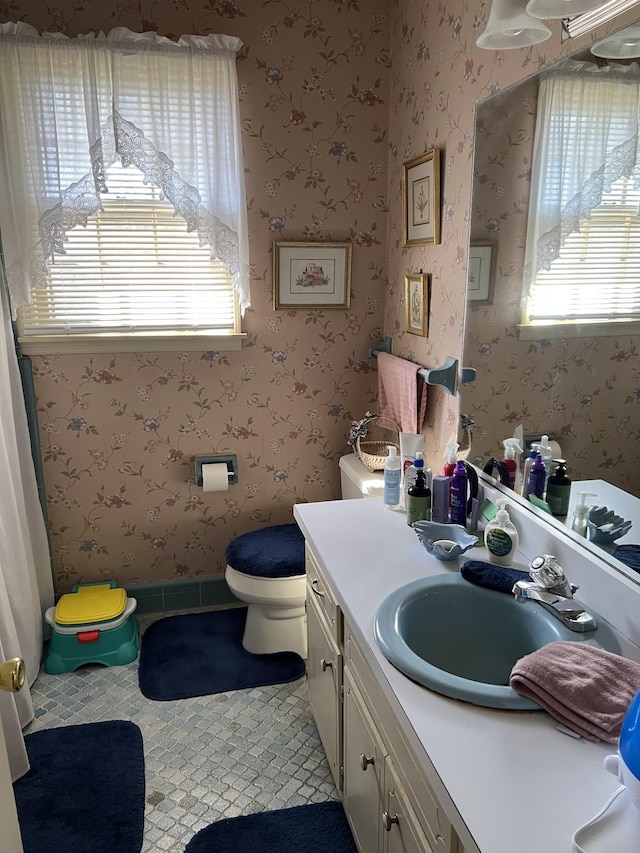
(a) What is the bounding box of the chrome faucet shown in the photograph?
[512,554,597,633]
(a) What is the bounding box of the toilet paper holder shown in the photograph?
[194,454,239,486]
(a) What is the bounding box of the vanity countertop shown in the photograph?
[294,497,640,853]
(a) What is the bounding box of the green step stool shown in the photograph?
[44,582,139,675]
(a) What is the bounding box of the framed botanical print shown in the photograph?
[403,149,441,247]
[467,243,495,303]
[405,272,430,337]
[273,241,352,310]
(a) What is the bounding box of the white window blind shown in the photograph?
[18,162,237,336]
[526,174,640,324]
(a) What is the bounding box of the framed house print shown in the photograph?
[273,241,352,310]
[467,244,494,303]
[403,150,441,247]
[405,273,430,337]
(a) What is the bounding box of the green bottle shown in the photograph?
[545,459,571,517]
[406,469,431,525]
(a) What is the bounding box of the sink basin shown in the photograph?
[374,573,620,710]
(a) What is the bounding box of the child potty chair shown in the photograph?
[45,582,139,674]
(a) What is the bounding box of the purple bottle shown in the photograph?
[449,461,468,526]
[525,453,546,500]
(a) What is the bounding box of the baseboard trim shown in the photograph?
[124,576,240,615]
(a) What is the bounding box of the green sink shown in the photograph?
[374,573,620,710]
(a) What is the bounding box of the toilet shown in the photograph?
[224,454,383,659]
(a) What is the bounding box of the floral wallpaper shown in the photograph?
[465,74,640,495]
[3,0,639,592]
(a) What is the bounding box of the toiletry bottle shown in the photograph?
[571,492,596,537]
[501,438,522,491]
[525,453,546,501]
[404,451,425,499]
[449,461,468,526]
[520,445,539,497]
[443,440,459,477]
[538,435,553,492]
[545,459,571,517]
[484,499,519,566]
[383,445,401,511]
[431,475,450,523]
[406,468,431,526]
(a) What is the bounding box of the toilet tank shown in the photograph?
[339,454,385,499]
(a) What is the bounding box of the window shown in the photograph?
[522,59,640,336]
[0,24,249,354]
[525,173,640,326]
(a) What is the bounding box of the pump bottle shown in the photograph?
[406,468,431,526]
[405,451,429,499]
[383,445,401,510]
[571,492,596,537]
[545,460,571,517]
[538,435,553,491]
[484,499,519,566]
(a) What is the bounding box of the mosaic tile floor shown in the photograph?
[25,610,339,852]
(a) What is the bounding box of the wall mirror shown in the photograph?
[462,17,640,582]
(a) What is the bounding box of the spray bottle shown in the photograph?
[537,435,554,491]
[501,438,523,491]
[443,440,459,477]
[521,444,540,497]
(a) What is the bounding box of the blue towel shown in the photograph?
[614,545,640,572]
[461,560,530,594]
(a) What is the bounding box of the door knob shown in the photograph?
[320,658,333,671]
[382,811,399,831]
[359,753,374,771]
[0,658,25,693]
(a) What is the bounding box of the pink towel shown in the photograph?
[510,641,640,743]
[377,352,427,434]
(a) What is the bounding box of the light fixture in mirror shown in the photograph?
[526,0,608,19]
[591,20,640,54]
[476,0,552,49]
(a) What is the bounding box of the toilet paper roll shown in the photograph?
[201,463,229,493]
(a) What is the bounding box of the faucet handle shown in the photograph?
[529,554,567,589]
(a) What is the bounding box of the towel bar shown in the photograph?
[368,338,476,396]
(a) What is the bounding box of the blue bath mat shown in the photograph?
[13,720,144,853]
[184,801,356,852]
[138,607,306,700]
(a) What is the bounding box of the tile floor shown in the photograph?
[25,610,339,852]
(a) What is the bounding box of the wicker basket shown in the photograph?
[355,416,400,472]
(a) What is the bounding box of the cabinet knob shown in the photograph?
[382,811,399,832]
[359,753,374,771]
[311,579,325,597]
[321,658,333,671]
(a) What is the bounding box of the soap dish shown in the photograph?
[587,506,632,545]
[413,521,478,562]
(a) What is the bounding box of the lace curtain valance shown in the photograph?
[523,59,640,293]
[0,22,250,316]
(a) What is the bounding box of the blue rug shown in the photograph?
[184,801,356,852]
[138,607,306,700]
[13,720,144,853]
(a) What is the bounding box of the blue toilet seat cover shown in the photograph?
[225,523,306,579]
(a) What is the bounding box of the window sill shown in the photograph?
[517,320,640,340]
[18,331,246,355]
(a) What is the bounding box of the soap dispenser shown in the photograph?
[545,459,571,517]
[571,492,596,537]
[484,499,519,565]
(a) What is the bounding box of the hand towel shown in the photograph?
[377,352,427,434]
[510,641,640,743]
[460,560,530,594]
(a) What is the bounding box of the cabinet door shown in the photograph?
[307,591,343,791]
[343,666,387,853]
[383,757,435,853]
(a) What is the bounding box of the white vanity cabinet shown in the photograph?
[305,542,460,853]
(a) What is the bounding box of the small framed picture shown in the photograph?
[273,241,352,310]
[467,243,495,303]
[405,273,430,337]
[403,150,441,247]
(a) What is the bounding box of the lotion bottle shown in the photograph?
[406,468,431,525]
[525,453,546,501]
[383,445,401,511]
[538,435,553,491]
[449,461,468,526]
[571,492,596,537]
[484,499,519,565]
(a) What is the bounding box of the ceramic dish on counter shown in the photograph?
[412,521,478,562]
